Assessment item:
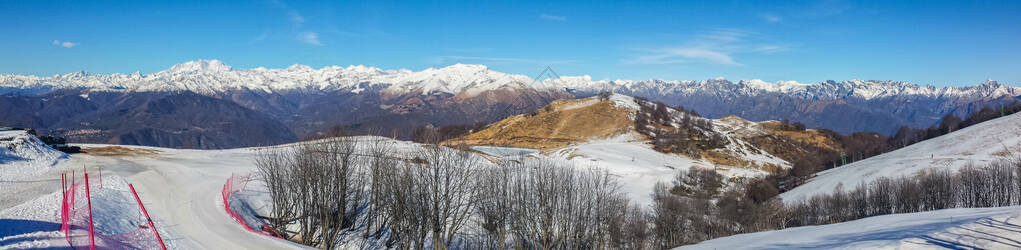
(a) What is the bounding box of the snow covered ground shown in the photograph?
[1,135,459,249]
[781,112,1021,202]
[676,206,1021,249]
[0,130,68,209]
[6,109,1017,249]
[3,130,711,248]
[550,133,766,205]
[0,133,310,249]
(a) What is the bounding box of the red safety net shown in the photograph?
[60,169,167,249]
[222,173,285,239]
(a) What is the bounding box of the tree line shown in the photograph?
[255,136,1021,249]
[891,102,1021,148]
[255,137,680,249]
[770,101,1021,192]
[786,157,1021,227]
[649,155,1021,247]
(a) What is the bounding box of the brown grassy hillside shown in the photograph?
[758,120,842,152]
[716,115,843,166]
[443,98,632,150]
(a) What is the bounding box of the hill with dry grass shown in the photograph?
[446,94,800,175]
[716,116,843,165]
[444,96,633,150]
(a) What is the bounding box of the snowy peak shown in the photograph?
[285,64,313,71]
[981,79,1001,87]
[0,60,1018,100]
[737,79,808,92]
[437,63,490,72]
[344,65,384,74]
[391,63,539,95]
[166,59,232,73]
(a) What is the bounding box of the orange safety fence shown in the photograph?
[221,173,285,239]
[60,167,166,249]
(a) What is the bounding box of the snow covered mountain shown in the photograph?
[2,60,1018,102]
[1,60,1018,149]
[0,60,557,96]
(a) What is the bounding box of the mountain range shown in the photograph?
[1,59,1018,149]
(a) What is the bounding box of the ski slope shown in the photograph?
[84,146,309,249]
[676,206,1021,249]
[0,136,310,249]
[781,112,1021,202]
[0,135,454,249]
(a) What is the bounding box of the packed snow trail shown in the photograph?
[75,146,307,249]
[676,206,1021,249]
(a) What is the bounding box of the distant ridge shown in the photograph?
[1,60,1019,149]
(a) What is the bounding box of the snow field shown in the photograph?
[677,206,1021,249]
[782,112,1021,202]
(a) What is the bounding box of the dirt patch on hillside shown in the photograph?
[83,146,162,157]
[444,98,632,150]
[702,150,783,173]
[758,121,842,151]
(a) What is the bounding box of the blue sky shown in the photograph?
[1,0,1019,86]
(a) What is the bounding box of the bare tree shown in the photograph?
[254,138,365,249]
[363,136,396,239]
[958,164,989,208]
[254,148,297,237]
[919,169,957,210]
[867,177,894,216]
[417,147,483,249]
[847,183,868,220]
[651,182,690,248]
[475,161,515,249]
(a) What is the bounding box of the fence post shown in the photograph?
[67,171,77,246]
[60,173,69,244]
[85,172,96,250]
[130,184,167,250]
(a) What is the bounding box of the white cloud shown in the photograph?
[297,32,322,46]
[271,0,330,47]
[287,10,304,25]
[759,13,781,23]
[539,14,567,21]
[52,40,77,48]
[750,44,788,54]
[623,29,789,66]
[625,48,739,65]
[251,31,270,43]
[269,0,305,27]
